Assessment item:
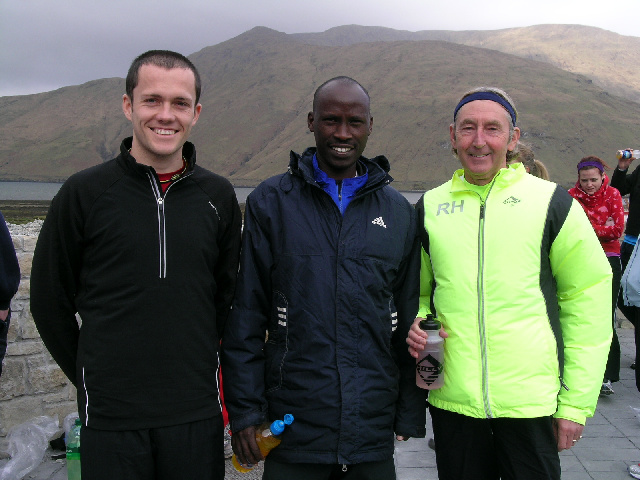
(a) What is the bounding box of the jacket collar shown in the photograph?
[450,162,526,193]
[287,147,393,191]
[118,137,197,176]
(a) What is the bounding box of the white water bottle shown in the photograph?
[416,315,444,390]
[616,149,640,160]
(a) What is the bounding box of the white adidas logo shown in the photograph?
[372,216,387,228]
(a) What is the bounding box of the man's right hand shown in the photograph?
[406,317,448,359]
[231,425,262,467]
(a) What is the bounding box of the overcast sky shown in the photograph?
[2,0,638,97]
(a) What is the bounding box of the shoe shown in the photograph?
[600,380,614,396]
[427,438,435,450]
[629,463,640,479]
[223,424,233,459]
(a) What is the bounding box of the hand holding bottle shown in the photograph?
[232,425,260,469]
[616,149,640,170]
[232,414,294,472]
[406,316,448,359]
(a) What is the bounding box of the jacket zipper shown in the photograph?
[475,183,496,419]
[147,171,191,279]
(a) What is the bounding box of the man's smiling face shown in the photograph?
[307,80,373,180]
[123,63,201,172]
[450,99,520,186]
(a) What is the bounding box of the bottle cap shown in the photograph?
[270,420,285,435]
[419,315,441,331]
[74,418,82,426]
[283,414,294,425]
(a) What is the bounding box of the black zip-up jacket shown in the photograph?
[31,138,242,430]
[611,164,640,237]
[222,148,425,465]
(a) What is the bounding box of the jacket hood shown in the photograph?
[570,173,611,208]
[285,147,392,192]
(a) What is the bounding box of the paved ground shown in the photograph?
[6,323,640,479]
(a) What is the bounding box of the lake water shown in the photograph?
[0,182,422,204]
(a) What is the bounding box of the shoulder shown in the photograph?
[379,184,413,209]
[56,159,123,203]
[247,172,294,204]
[189,165,236,198]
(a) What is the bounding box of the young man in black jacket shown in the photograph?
[30,50,241,480]
[222,77,424,479]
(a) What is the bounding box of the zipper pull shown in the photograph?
[559,377,569,391]
[480,204,485,219]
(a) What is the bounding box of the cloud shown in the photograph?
[2,0,639,97]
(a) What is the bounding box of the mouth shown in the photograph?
[469,153,489,159]
[331,145,354,154]
[152,128,178,136]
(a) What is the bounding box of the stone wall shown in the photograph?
[0,226,77,456]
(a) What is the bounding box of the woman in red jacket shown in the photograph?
[569,156,625,395]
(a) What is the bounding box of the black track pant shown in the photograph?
[263,457,396,480]
[81,416,224,480]
[429,405,560,480]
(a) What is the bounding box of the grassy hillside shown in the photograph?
[2,25,640,190]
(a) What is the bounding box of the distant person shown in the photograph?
[407,86,612,480]
[30,50,242,480]
[569,156,624,396]
[610,149,640,381]
[0,211,20,378]
[222,76,425,479]
[507,141,550,180]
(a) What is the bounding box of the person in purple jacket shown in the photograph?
[0,210,20,378]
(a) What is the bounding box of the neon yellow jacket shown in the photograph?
[417,164,612,425]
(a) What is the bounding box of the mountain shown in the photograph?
[293,24,640,105]
[2,25,640,190]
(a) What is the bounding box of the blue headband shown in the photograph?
[454,91,517,126]
[577,160,604,172]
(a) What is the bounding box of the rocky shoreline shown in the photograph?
[7,219,43,236]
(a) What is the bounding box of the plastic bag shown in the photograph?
[0,415,59,480]
[622,241,640,306]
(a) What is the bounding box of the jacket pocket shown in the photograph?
[265,291,288,393]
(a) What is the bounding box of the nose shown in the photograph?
[156,102,175,121]
[472,129,486,148]
[334,121,351,140]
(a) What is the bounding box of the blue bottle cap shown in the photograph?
[283,414,294,425]
[270,420,285,435]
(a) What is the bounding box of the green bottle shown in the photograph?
[66,418,81,480]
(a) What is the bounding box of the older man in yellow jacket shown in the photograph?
[408,87,612,480]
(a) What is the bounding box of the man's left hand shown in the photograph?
[553,418,584,451]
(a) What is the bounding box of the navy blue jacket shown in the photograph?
[0,211,20,311]
[222,147,425,465]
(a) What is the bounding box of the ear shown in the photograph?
[508,127,521,151]
[449,124,457,149]
[368,116,373,135]
[191,103,202,126]
[307,111,314,132]
[123,94,133,121]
